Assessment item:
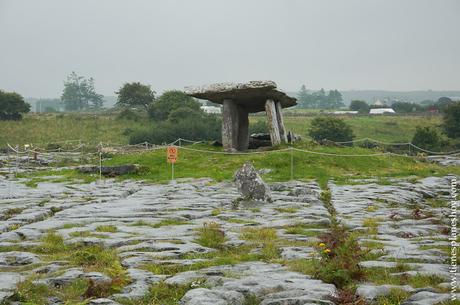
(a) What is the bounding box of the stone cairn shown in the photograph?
[185,81,297,151]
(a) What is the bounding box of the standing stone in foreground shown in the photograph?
[234,162,272,202]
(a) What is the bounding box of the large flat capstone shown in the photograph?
[184,80,296,112]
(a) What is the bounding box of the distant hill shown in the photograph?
[287,90,460,106]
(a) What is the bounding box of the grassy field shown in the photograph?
[0,113,144,147]
[32,142,450,188]
[0,112,443,147]
[253,114,443,143]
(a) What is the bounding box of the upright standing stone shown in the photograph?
[234,162,272,202]
[265,99,281,146]
[222,99,239,151]
[275,101,287,143]
[237,106,249,150]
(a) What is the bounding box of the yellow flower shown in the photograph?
[319,243,326,247]
[324,249,331,254]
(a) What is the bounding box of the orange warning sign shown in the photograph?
[167,146,178,163]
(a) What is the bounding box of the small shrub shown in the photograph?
[411,126,445,151]
[148,90,201,121]
[442,101,460,139]
[84,279,111,298]
[329,288,367,305]
[194,222,226,249]
[249,120,268,134]
[314,225,365,289]
[308,117,355,144]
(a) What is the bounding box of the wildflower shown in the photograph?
[319,243,326,247]
[324,249,331,254]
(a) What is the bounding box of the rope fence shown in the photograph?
[1,137,458,195]
[3,137,460,158]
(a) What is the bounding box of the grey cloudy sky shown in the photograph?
[1,0,459,97]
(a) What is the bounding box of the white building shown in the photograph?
[332,111,358,115]
[369,108,395,115]
[200,105,222,114]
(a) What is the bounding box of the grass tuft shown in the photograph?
[194,222,226,249]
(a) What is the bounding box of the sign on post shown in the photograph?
[167,146,178,180]
[167,146,178,163]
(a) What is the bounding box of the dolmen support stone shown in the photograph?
[185,80,296,151]
[234,162,272,202]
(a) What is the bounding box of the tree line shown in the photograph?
[296,85,345,109]
[349,97,457,114]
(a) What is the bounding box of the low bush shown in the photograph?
[249,120,268,134]
[129,115,221,144]
[314,225,365,289]
[308,116,355,144]
[411,126,446,151]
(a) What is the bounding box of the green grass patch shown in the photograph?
[225,218,258,225]
[284,225,320,237]
[274,207,299,213]
[97,141,460,187]
[194,222,226,249]
[284,259,316,275]
[95,225,118,233]
[364,266,445,288]
[211,208,222,216]
[152,219,189,228]
[362,217,381,235]
[375,288,410,305]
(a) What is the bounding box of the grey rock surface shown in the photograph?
[0,251,40,266]
[0,157,457,305]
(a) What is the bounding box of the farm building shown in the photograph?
[369,108,395,115]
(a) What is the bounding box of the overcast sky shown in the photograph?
[0,0,459,98]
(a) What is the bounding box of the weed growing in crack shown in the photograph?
[194,222,226,249]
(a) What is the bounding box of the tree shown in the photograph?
[148,90,201,121]
[435,97,454,112]
[349,100,369,113]
[308,117,355,143]
[326,90,344,109]
[412,126,443,150]
[296,86,344,109]
[61,72,103,111]
[297,85,313,108]
[392,102,423,113]
[0,90,30,120]
[116,82,155,110]
[442,101,460,139]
